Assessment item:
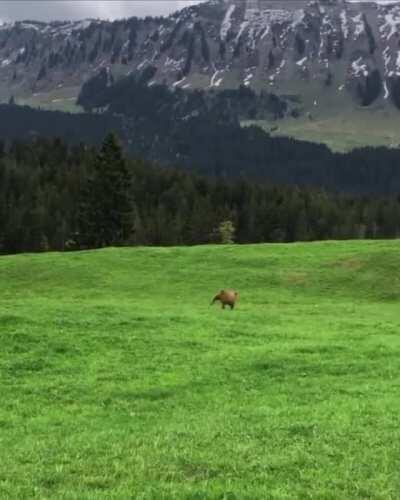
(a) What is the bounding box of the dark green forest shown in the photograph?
[3,76,400,195]
[1,133,400,255]
[75,74,400,195]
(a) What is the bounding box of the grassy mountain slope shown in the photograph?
[1,241,400,498]
[243,82,400,152]
[245,106,400,152]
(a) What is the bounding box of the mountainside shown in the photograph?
[2,0,400,114]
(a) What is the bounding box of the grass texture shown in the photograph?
[1,241,400,499]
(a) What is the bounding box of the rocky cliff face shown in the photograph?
[1,0,400,111]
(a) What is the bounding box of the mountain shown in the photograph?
[1,0,400,114]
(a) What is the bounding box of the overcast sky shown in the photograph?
[0,1,206,23]
[1,0,397,24]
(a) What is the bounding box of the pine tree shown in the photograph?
[213,220,236,244]
[78,133,133,248]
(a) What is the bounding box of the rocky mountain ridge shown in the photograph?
[2,0,400,111]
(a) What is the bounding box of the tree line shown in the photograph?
[5,71,400,196]
[75,74,400,195]
[1,133,400,255]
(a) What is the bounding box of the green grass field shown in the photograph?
[15,86,82,113]
[1,241,400,499]
[244,105,400,153]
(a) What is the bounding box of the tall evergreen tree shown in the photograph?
[78,133,133,248]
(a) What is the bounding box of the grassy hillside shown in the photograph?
[244,103,400,152]
[16,86,83,113]
[1,241,400,499]
[247,78,400,152]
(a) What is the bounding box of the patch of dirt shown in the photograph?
[285,272,308,285]
[334,258,365,271]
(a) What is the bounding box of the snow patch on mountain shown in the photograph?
[296,56,307,66]
[233,6,305,48]
[352,13,365,38]
[340,10,349,39]
[383,46,391,67]
[236,21,249,43]
[164,57,184,71]
[379,5,400,40]
[173,76,187,87]
[244,72,253,86]
[384,80,389,98]
[220,4,235,41]
[351,57,369,77]
[210,69,224,87]
[137,59,150,70]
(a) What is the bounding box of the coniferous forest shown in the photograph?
[2,133,400,255]
[4,77,400,196]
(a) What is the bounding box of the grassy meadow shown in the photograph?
[1,241,400,498]
[268,107,400,152]
[244,96,400,152]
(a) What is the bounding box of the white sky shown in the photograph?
[0,1,206,23]
[0,0,399,24]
